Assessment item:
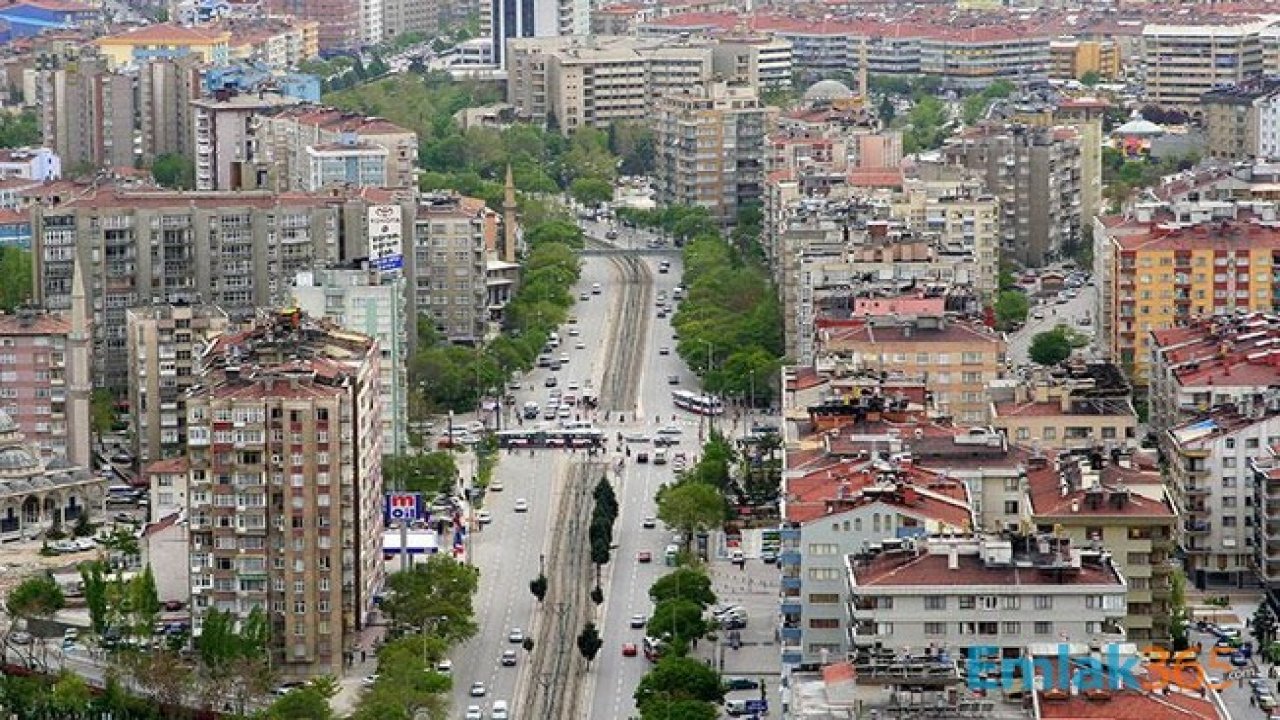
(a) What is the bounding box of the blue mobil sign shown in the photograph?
[745,700,768,713]
[385,492,423,522]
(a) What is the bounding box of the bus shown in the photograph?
[494,428,605,449]
[672,390,724,416]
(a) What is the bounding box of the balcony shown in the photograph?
[780,601,802,615]
[1184,483,1211,496]
[1185,520,1212,534]
[780,626,802,643]
[780,551,801,566]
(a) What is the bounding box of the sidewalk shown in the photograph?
[329,617,388,715]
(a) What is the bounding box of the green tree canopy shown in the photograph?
[639,697,719,720]
[1029,327,1073,366]
[0,110,39,148]
[382,554,480,642]
[635,655,724,712]
[656,482,727,549]
[646,598,711,653]
[383,452,457,494]
[649,568,716,609]
[6,574,65,622]
[570,176,614,207]
[151,153,195,189]
[0,246,32,313]
[994,291,1030,330]
[262,677,337,719]
[195,606,269,675]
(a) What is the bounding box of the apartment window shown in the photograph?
[807,543,839,556]
[961,352,983,365]
[1004,478,1021,492]
[924,622,946,636]
[293,600,306,614]
[1247,438,1260,449]
[808,568,840,581]
[924,596,946,611]
[1127,552,1149,566]
[958,596,976,610]
[962,371,983,383]
[1034,621,1053,635]
[1223,457,1237,469]
[1223,497,1237,509]
[1001,596,1020,610]
[808,593,839,604]
[1002,622,1021,635]
[808,618,840,629]
[1223,476,1236,489]
[1034,595,1053,610]
[1004,500,1019,515]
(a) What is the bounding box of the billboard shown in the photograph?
[385,492,423,522]
[368,204,403,272]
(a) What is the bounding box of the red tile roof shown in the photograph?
[1024,464,1174,519]
[0,312,70,335]
[145,457,189,475]
[1038,689,1225,719]
[97,22,229,45]
[853,548,1123,587]
[784,462,971,527]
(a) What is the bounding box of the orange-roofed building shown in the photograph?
[95,23,230,68]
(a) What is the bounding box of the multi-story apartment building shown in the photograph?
[504,35,790,133]
[38,55,137,172]
[184,310,383,677]
[137,56,204,166]
[292,267,409,456]
[940,123,1082,268]
[844,535,1127,658]
[1163,408,1280,590]
[30,182,410,390]
[653,82,766,223]
[1202,82,1280,162]
[94,23,231,69]
[780,433,973,666]
[0,148,61,182]
[989,363,1137,451]
[256,107,418,191]
[304,140,389,191]
[1049,38,1121,81]
[916,26,1051,91]
[411,192,494,344]
[125,304,231,464]
[0,267,91,467]
[215,17,320,69]
[1263,91,1280,160]
[1142,19,1274,110]
[191,91,304,191]
[263,0,364,52]
[814,314,1006,424]
[1095,200,1280,384]
[1249,450,1280,604]
[487,0,595,67]
[1023,452,1177,644]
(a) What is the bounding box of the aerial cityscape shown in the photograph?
[3,0,1280,718]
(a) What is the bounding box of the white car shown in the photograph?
[489,479,504,492]
[514,499,529,512]
[476,510,492,524]
[465,705,483,720]
[435,659,453,674]
[361,675,379,687]
[469,681,487,697]
[630,614,647,628]
[508,628,525,643]
[491,700,510,720]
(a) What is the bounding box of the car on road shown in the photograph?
[667,375,679,385]
[435,659,453,674]
[575,341,586,349]
[724,677,760,691]
[9,631,31,645]
[592,283,602,295]
[567,381,580,391]
[637,451,650,463]
[514,499,529,512]
[658,345,670,355]
[1031,309,1045,319]
[558,406,572,419]
[1261,694,1279,711]
[642,517,657,528]
[508,628,525,643]
[656,309,666,319]
[465,705,483,720]
[630,614,647,629]
[625,434,652,444]
[489,479,504,492]
[476,510,492,524]
[491,700,510,719]
[272,682,304,696]
[567,327,579,336]
[656,425,682,435]
[761,550,778,564]
[637,550,652,563]
[545,377,558,388]
[501,650,518,666]
[605,230,618,239]
[113,511,137,523]
[622,642,638,657]
[579,292,590,301]
[361,675,379,687]
[469,681,487,697]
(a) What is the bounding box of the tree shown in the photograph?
[529,574,548,603]
[90,389,117,436]
[129,565,161,637]
[151,153,195,190]
[1029,327,1073,366]
[382,554,480,643]
[196,606,269,675]
[590,586,604,605]
[0,110,39,148]
[646,599,710,653]
[383,452,457,494]
[656,482,727,551]
[639,698,719,720]
[1080,70,1101,87]
[570,176,614,207]
[0,246,32,313]
[993,291,1029,330]
[123,648,195,713]
[264,677,337,719]
[79,562,108,634]
[576,622,603,669]
[6,574,65,625]
[1254,605,1277,649]
[634,655,725,712]
[649,568,717,609]
[49,671,93,718]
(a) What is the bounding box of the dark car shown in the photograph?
[637,451,650,463]
[724,677,760,691]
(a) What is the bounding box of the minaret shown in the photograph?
[65,253,93,470]
[859,42,870,101]
[502,164,518,264]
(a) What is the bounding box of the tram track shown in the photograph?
[594,243,653,414]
